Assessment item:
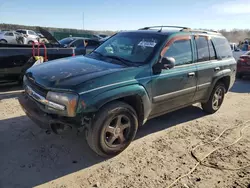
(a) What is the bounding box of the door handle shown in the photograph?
[214,67,221,71]
[188,72,195,77]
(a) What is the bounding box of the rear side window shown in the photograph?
[5,32,14,36]
[164,39,192,66]
[212,37,232,59]
[208,40,216,60]
[195,36,210,62]
[71,39,84,47]
[28,30,36,35]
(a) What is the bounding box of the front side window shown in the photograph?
[195,36,210,62]
[164,39,192,66]
[94,32,164,64]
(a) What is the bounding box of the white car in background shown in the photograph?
[16,29,39,44]
[0,31,24,44]
[230,42,246,61]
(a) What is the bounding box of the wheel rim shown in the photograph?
[104,114,131,148]
[212,87,223,110]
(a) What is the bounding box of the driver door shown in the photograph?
[150,35,198,117]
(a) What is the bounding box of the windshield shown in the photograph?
[16,30,26,34]
[93,32,165,64]
[59,38,75,45]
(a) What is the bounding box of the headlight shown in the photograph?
[46,91,78,117]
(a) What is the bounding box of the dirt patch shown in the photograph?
[0,79,250,188]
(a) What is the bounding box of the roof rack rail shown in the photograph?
[138,26,191,32]
[181,28,220,34]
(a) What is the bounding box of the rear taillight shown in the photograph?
[239,58,247,63]
[238,58,248,66]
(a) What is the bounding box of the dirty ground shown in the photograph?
[0,79,250,188]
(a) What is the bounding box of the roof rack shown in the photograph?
[138,26,191,32]
[181,28,220,34]
[138,26,220,34]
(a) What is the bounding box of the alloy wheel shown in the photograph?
[212,87,223,110]
[104,114,131,148]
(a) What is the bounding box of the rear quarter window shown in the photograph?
[212,37,232,59]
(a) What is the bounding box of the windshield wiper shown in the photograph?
[104,55,132,66]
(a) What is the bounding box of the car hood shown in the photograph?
[25,56,125,90]
[37,27,60,45]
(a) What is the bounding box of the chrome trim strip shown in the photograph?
[25,85,47,104]
[25,85,65,111]
[198,82,211,90]
[153,86,196,102]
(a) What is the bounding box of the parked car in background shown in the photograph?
[236,51,250,78]
[97,34,110,38]
[16,29,39,44]
[59,37,101,54]
[0,31,25,44]
[230,42,246,61]
[99,36,111,43]
[18,26,236,157]
[0,27,88,84]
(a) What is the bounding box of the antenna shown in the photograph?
[158,25,163,32]
[82,12,84,30]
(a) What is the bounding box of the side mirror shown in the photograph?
[235,48,240,52]
[160,57,175,69]
[152,57,175,74]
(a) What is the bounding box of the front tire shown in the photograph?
[86,101,138,157]
[201,83,226,114]
[0,39,7,43]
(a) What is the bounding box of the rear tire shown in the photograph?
[28,41,34,45]
[201,83,226,114]
[86,101,138,157]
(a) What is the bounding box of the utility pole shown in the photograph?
[82,12,84,30]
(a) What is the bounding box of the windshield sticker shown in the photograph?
[138,40,157,48]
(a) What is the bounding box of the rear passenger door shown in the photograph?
[194,35,218,101]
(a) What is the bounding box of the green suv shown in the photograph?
[18,26,236,157]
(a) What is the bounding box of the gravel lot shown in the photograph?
[0,79,250,188]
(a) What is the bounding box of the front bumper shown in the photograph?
[18,92,77,131]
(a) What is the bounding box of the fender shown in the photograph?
[206,68,232,101]
[91,84,152,124]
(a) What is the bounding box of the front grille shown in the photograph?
[24,78,48,98]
